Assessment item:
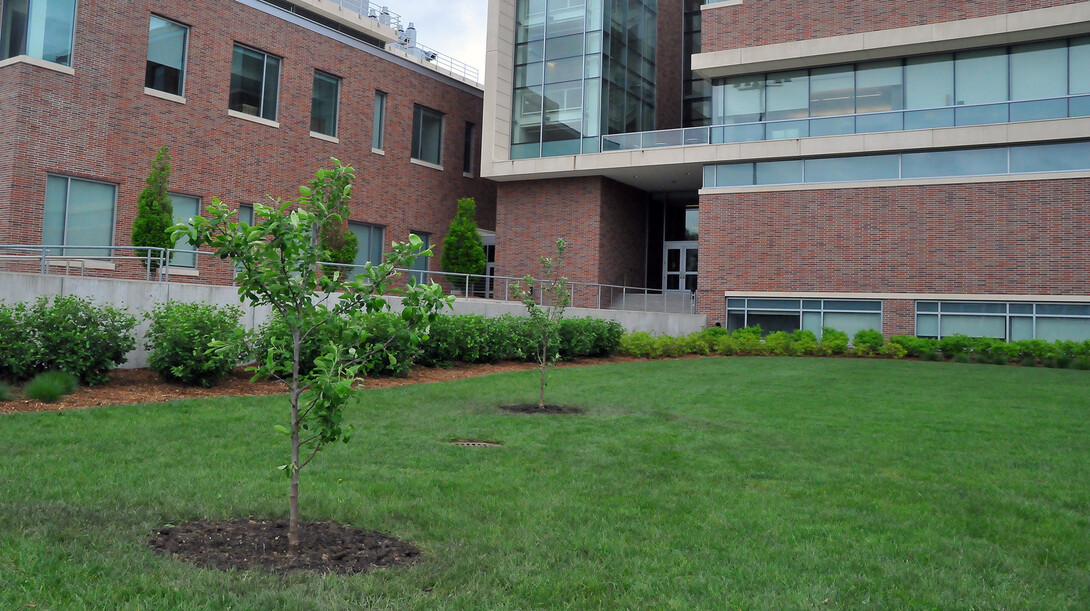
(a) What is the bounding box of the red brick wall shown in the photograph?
[655,0,683,130]
[0,0,495,285]
[701,0,1085,54]
[495,176,648,306]
[697,179,1090,326]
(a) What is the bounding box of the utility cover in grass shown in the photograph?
[149,519,420,574]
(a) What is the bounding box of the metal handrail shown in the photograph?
[1,245,697,314]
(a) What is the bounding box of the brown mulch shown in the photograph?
[149,518,420,575]
[0,356,647,415]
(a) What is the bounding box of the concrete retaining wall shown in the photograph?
[0,272,707,368]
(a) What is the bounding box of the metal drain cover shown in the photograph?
[449,440,502,447]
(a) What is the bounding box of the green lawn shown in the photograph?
[2,358,1089,609]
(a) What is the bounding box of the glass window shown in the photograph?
[809,65,854,117]
[905,54,953,109]
[1,0,77,66]
[411,105,444,166]
[901,148,1007,178]
[409,233,429,283]
[714,75,763,124]
[856,60,904,113]
[229,44,280,121]
[755,160,803,185]
[1010,141,1090,173]
[463,123,475,174]
[728,298,881,337]
[804,155,899,183]
[940,315,1006,339]
[1036,318,1090,342]
[714,163,753,187]
[237,204,254,225]
[348,222,384,273]
[955,48,1008,105]
[1070,37,1090,94]
[372,91,387,150]
[310,71,340,137]
[42,176,116,257]
[1010,41,1068,100]
[764,70,809,121]
[145,16,188,96]
[170,194,200,268]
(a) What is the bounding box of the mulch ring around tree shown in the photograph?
[149,518,421,575]
[500,404,584,414]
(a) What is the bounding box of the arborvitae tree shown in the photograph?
[131,146,176,270]
[440,197,486,289]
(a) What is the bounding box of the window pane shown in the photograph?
[809,65,854,117]
[824,300,882,312]
[765,71,808,120]
[463,123,475,174]
[955,48,1008,105]
[801,312,823,334]
[237,204,253,225]
[65,179,115,257]
[146,16,188,96]
[262,55,280,121]
[714,75,763,124]
[410,233,429,283]
[412,106,443,165]
[716,162,756,187]
[917,314,939,337]
[905,54,953,109]
[747,299,800,310]
[230,45,266,117]
[1071,37,1090,94]
[1009,317,1034,341]
[856,59,904,113]
[823,312,882,339]
[941,302,1006,314]
[24,0,76,65]
[901,148,1007,178]
[1036,303,1090,316]
[1010,40,1067,101]
[170,194,199,268]
[940,314,1006,339]
[310,71,340,136]
[1036,317,1090,342]
[43,175,67,255]
[805,155,899,183]
[1010,141,1090,173]
[372,91,386,149]
[755,160,803,185]
[1,0,31,60]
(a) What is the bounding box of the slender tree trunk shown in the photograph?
[288,327,302,554]
[538,333,547,408]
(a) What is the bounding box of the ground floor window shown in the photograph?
[917,301,1090,341]
[43,175,117,257]
[348,221,384,276]
[409,232,430,283]
[726,298,882,337]
[170,194,200,268]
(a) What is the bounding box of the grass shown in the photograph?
[1,357,1089,609]
[21,371,78,402]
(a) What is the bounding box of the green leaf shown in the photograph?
[273,424,290,435]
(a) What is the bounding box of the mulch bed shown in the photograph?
[500,404,584,414]
[149,519,420,575]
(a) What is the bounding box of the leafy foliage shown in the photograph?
[144,302,248,387]
[0,301,35,381]
[309,164,359,278]
[131,146,176,271]
[852,329,885,355]
[440,197,487,286]
[819,328,849,355]
[20,296,136,385]
[173,159,451,554]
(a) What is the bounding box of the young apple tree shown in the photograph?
[173,160,451,553]
[512,238,570,408]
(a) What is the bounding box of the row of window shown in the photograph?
[40,175,430,276]
[2,2,475,172]
[713,38,1090,128]
[702,140,1090,188]
[725,298,1090,342]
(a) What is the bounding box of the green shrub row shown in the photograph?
[890,334,1090,368]
[0,296,137,385]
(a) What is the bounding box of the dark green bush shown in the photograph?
[0,381,13,401]
[819,328,849,355]
[253,310,345,378]
[145,302,248,387]
[342,311,419,377]
[24,371,78,402]
[921,350,941,361]
[953,352,972,364]
[852,329,885,354]
[1020,356,1038,367]
[1074,356,1090,371]
[938,335,973,358]
[732,326,766,356]
[702,326,729,338]
[26,296,137,385]
[0,302,35,381]
[890,335,939,357]
[790,330,819,355]
[416,314,459,367]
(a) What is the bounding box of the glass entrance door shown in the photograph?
[664,241,698,292]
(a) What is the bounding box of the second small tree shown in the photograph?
[131,146,176,271]
[513,238,570,409]
[439,197,486,292]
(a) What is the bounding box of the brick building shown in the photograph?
[481,0,1090,341]
[0,0,496,284]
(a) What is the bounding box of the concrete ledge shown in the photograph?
[144,87,185,104]
[228,109,280,129]
[0,55,75,75]
[725,291,1090,303]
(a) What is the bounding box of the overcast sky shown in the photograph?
[382,0,490,80]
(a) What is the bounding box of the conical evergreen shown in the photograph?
[131,146,176,271]
[441,197,486,286]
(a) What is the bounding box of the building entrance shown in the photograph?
[664,241,698,291]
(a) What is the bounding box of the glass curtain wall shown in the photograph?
[512,0,657,159]
[682,0,710,126]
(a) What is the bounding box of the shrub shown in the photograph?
[938,335,973,358]
[732,327,766,356]
[953,352,972,364]
[790,330,819,355]
[921,350,941,362]
[26,295,137,385]
[1020,356,1038,367]
[819,328,849,355]
[0,301,35,381]
[557,318,597,359]
[1056,354,1075,369]
[712,335,736,356]
[765,331,797,356]
[343,311,418,377]
[682,332,712,356]
[440,197,487,285]
[620,331,656,359]
[654,335,686,358]
[145,302,248,387]
[253,311,345,378]
[588,319,624,357]
[852,329,885,354]
[0,381,13,401]
[1074,356,1090,371]
[879,343,908,359]
[24,371,78,403]
[890,335,939,357]
[415,314,459,367]
[131,146,176,271]
[702,326,729,338]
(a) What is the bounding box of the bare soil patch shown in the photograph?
[149,519,420,575]
[0,356,645,415]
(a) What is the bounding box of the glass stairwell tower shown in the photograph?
[511,0,659,158]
